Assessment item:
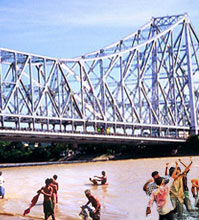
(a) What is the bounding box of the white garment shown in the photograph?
[148,178,174,215]
[0,176,5,186]
[156,185,174,215]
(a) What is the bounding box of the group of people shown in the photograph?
[143,157,199,220]
[0,169,107,220]
[37,175,59,220]
[38,171,106,220]
[2,158,199,220]
[83,170,107,220]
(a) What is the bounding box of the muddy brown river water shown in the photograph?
[0,157,199,220]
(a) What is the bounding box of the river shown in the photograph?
[0,157,199,220]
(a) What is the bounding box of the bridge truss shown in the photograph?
[0,13,198,144]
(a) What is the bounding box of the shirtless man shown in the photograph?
[52,175,59,203]
[191,177,199,208]
[84,189,101,220]
[38,178,55,220]
[49,178,57,210]
[89,171,107,185]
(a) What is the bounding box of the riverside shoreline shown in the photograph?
[0,151,195,168]
[0,156,111,168]
[0,160,86,168]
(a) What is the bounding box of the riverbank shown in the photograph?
[0,135,198,168]
[0,151,193,168]
[0,153,115,168]
[1,133,199,165]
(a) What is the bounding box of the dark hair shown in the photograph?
[163,178,169,185]
[0,171,2,176]
[53,175,58,180]
[45,178,51,185]
[155,176,163,186]
[151,171,159,178]
[169,167,175,176]
[177,167,181,172]
[85,189,91,195]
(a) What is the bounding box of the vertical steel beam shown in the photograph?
[0,52,2,112]
[137,50,141,121]
[43,59,49,130]
[151,23,159,137]
[79,61,85,122]
[170,32,177,124]
[120,55,125,119]
[14,53,18,115]
[0,52,3,127]
[37,64,42,115]
[185,20,197,134]
[100,58,106,117]
[29,56,35,129]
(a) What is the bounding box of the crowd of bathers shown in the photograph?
[5,158,198,220]
[143,157,199,220]
[0,170,107,220]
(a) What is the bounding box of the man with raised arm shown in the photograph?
[169,158,193,217]
[178,157,193,211]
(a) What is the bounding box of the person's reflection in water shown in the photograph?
[102,185,108,193]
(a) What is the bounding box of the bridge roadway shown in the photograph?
[0,128,186,145]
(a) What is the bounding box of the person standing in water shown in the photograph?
[146,162,179,220]
[191,177,199,208]
[84,189,101,220]
[178,157,193,212]
[168,159,193,217]
[0,171,5,199]
[52,175,59,203]
[49,178,57,210]
[38,178,55,220]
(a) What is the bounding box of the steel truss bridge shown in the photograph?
[0,13,198,145]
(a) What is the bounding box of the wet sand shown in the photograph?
[0,156,199,219]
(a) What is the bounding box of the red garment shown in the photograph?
[23,193,40,216]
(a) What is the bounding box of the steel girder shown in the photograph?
[0,13,198,141]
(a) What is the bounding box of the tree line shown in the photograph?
[0,135,198,163]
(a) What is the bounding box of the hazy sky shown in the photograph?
[0,0,198,58]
